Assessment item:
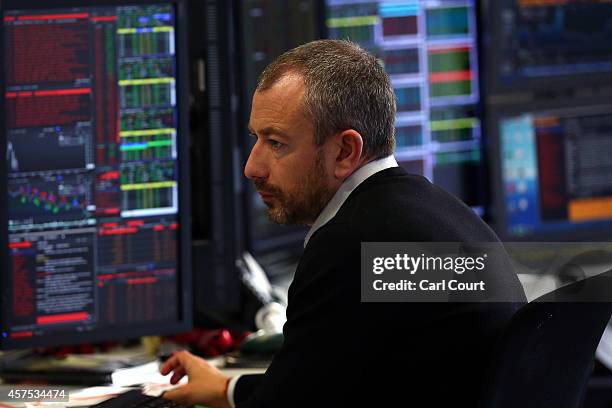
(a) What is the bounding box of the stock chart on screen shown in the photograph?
[325,0,483,210]
[3,4,183,344]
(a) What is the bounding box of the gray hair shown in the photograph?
[256,40,396,160]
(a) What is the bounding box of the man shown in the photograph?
[160,40,526,407]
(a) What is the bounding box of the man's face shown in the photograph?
[245,74,336,226]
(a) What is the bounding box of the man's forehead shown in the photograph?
[269,71,304,89]
[255,72,304,101]
[249,73,310,134]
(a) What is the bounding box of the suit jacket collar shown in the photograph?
[304,155,399,247]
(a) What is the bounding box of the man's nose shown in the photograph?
[244,142,269,180]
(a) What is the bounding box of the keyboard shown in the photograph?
[91,389,192,408]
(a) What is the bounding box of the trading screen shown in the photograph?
[493,0,612,83]
[3,4,182,343]
[325,0,483,210]
[499,106,612,238]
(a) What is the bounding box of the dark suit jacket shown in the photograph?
[235,167,526,407]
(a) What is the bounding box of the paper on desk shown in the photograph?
[141,382,184,398]
[111,361,187,396]
[111,361,189,387]
[111,361,163,386]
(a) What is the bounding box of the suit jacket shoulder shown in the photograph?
[235,166,525,407]
[321,166,500,243]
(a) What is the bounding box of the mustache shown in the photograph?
[253,180,283,196]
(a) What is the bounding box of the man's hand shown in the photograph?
[159,350,231,408]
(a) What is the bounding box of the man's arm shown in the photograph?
[234,223,361,407]
[161,223,360,407]
[231,375,264,405]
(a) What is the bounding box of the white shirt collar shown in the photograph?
[304,155,398,247]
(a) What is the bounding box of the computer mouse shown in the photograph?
[239,331,284,355]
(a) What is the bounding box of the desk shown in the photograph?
[0,360,267,407]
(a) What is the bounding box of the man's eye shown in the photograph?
[269,140,283,150]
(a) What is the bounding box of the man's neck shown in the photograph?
[303,155,398,246]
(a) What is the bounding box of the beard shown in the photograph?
[254,149,335,226]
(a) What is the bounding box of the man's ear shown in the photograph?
[332,129,363,181]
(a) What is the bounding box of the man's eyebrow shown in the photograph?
[247,126,290,139]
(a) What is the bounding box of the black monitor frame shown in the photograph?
[189,0,246,328]
[0,0,192,349]
[236,0,321,256]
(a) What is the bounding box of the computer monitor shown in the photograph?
[324,0,485,212]
[482,0,612,93]
[488,103,612,241]
[239,0,320,255]
[1,0,192,350]
[482,0,612,241]
[188,0,247,328]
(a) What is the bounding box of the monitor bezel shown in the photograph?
[0,0,192,350]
